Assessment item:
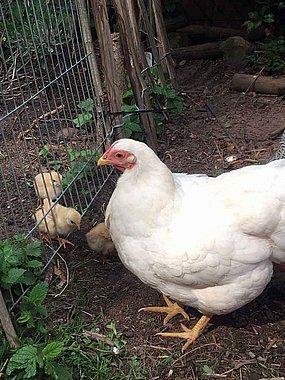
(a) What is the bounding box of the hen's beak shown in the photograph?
[97,156,111,166]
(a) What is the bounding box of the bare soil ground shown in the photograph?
[49,59,285,379]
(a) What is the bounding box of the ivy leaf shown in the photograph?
[6,345,38,378]
[28,282,48,305]
[43,341,65,361]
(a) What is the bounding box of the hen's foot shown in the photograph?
[157,315,212,351]
[139,294,189,325]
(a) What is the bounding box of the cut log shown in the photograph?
[172,41,223,60]
[232,73,285,95]
[177,24,265,43]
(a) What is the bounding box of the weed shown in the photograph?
[73,98,95,128]
[0,0,71,68]
[0,236,44,296]
[250,36,285,73]
[122,69,183,139]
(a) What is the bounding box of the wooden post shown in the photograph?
[113,0,158,152]
[76,0,106,144]
[0,289,19,349]
[137,0,166,86]
[91,0,124,139]
[152,0,177,88]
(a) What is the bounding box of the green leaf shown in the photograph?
[43,341,64,361]
[125,121,142,132]
[122,104,137,112]
[28,282,48,305]
[73,113,93,127]
[26,260,43,268]
[78,98,94,112]
[20,272,37,286]
[124,127,133,138]
[2,268,26,286]
[203,365,213,374]
[46,363,72,380]
[122,89,134,99]
[26,240,43,257]
[172,99,184,113]
[17,310,33,324]
[151,85,163,95]
[6,345,38,378]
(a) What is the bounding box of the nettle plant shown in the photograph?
[244,0,285,73]
[122,69,183,139]
[0,236,70,379]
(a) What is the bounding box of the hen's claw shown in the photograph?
[139,294,189,325]
[157,315,212,351]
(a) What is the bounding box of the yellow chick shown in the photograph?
[33,200,81,248]
[53,203,82,239]
[33,198,56,240]
[86,223,117,260]
[34,171,62,200]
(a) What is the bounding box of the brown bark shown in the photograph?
[232,74,285,95]
[172,41,223,61]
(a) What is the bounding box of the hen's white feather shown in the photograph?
[105,139,285,315]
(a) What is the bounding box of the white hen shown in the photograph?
[97,138,285,350]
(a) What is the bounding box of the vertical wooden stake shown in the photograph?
[76,0,106,144]
[0,289,19,349]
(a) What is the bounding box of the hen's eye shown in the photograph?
[115,153,123,159]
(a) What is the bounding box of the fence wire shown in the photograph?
[0,0,113,310]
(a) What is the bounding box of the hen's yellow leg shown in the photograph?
[139,294,190,325]
[157,315,212,351]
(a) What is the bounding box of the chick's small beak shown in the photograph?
[97,156,111,166]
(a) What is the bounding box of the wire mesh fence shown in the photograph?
[0,0,113,311]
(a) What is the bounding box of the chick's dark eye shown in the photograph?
[115,153,123,159]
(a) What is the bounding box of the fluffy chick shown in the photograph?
[86,223,117,260]
[33,198,56,238]
[33,200,81,247]
[34,171,62,200]
[53,204,81,237]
